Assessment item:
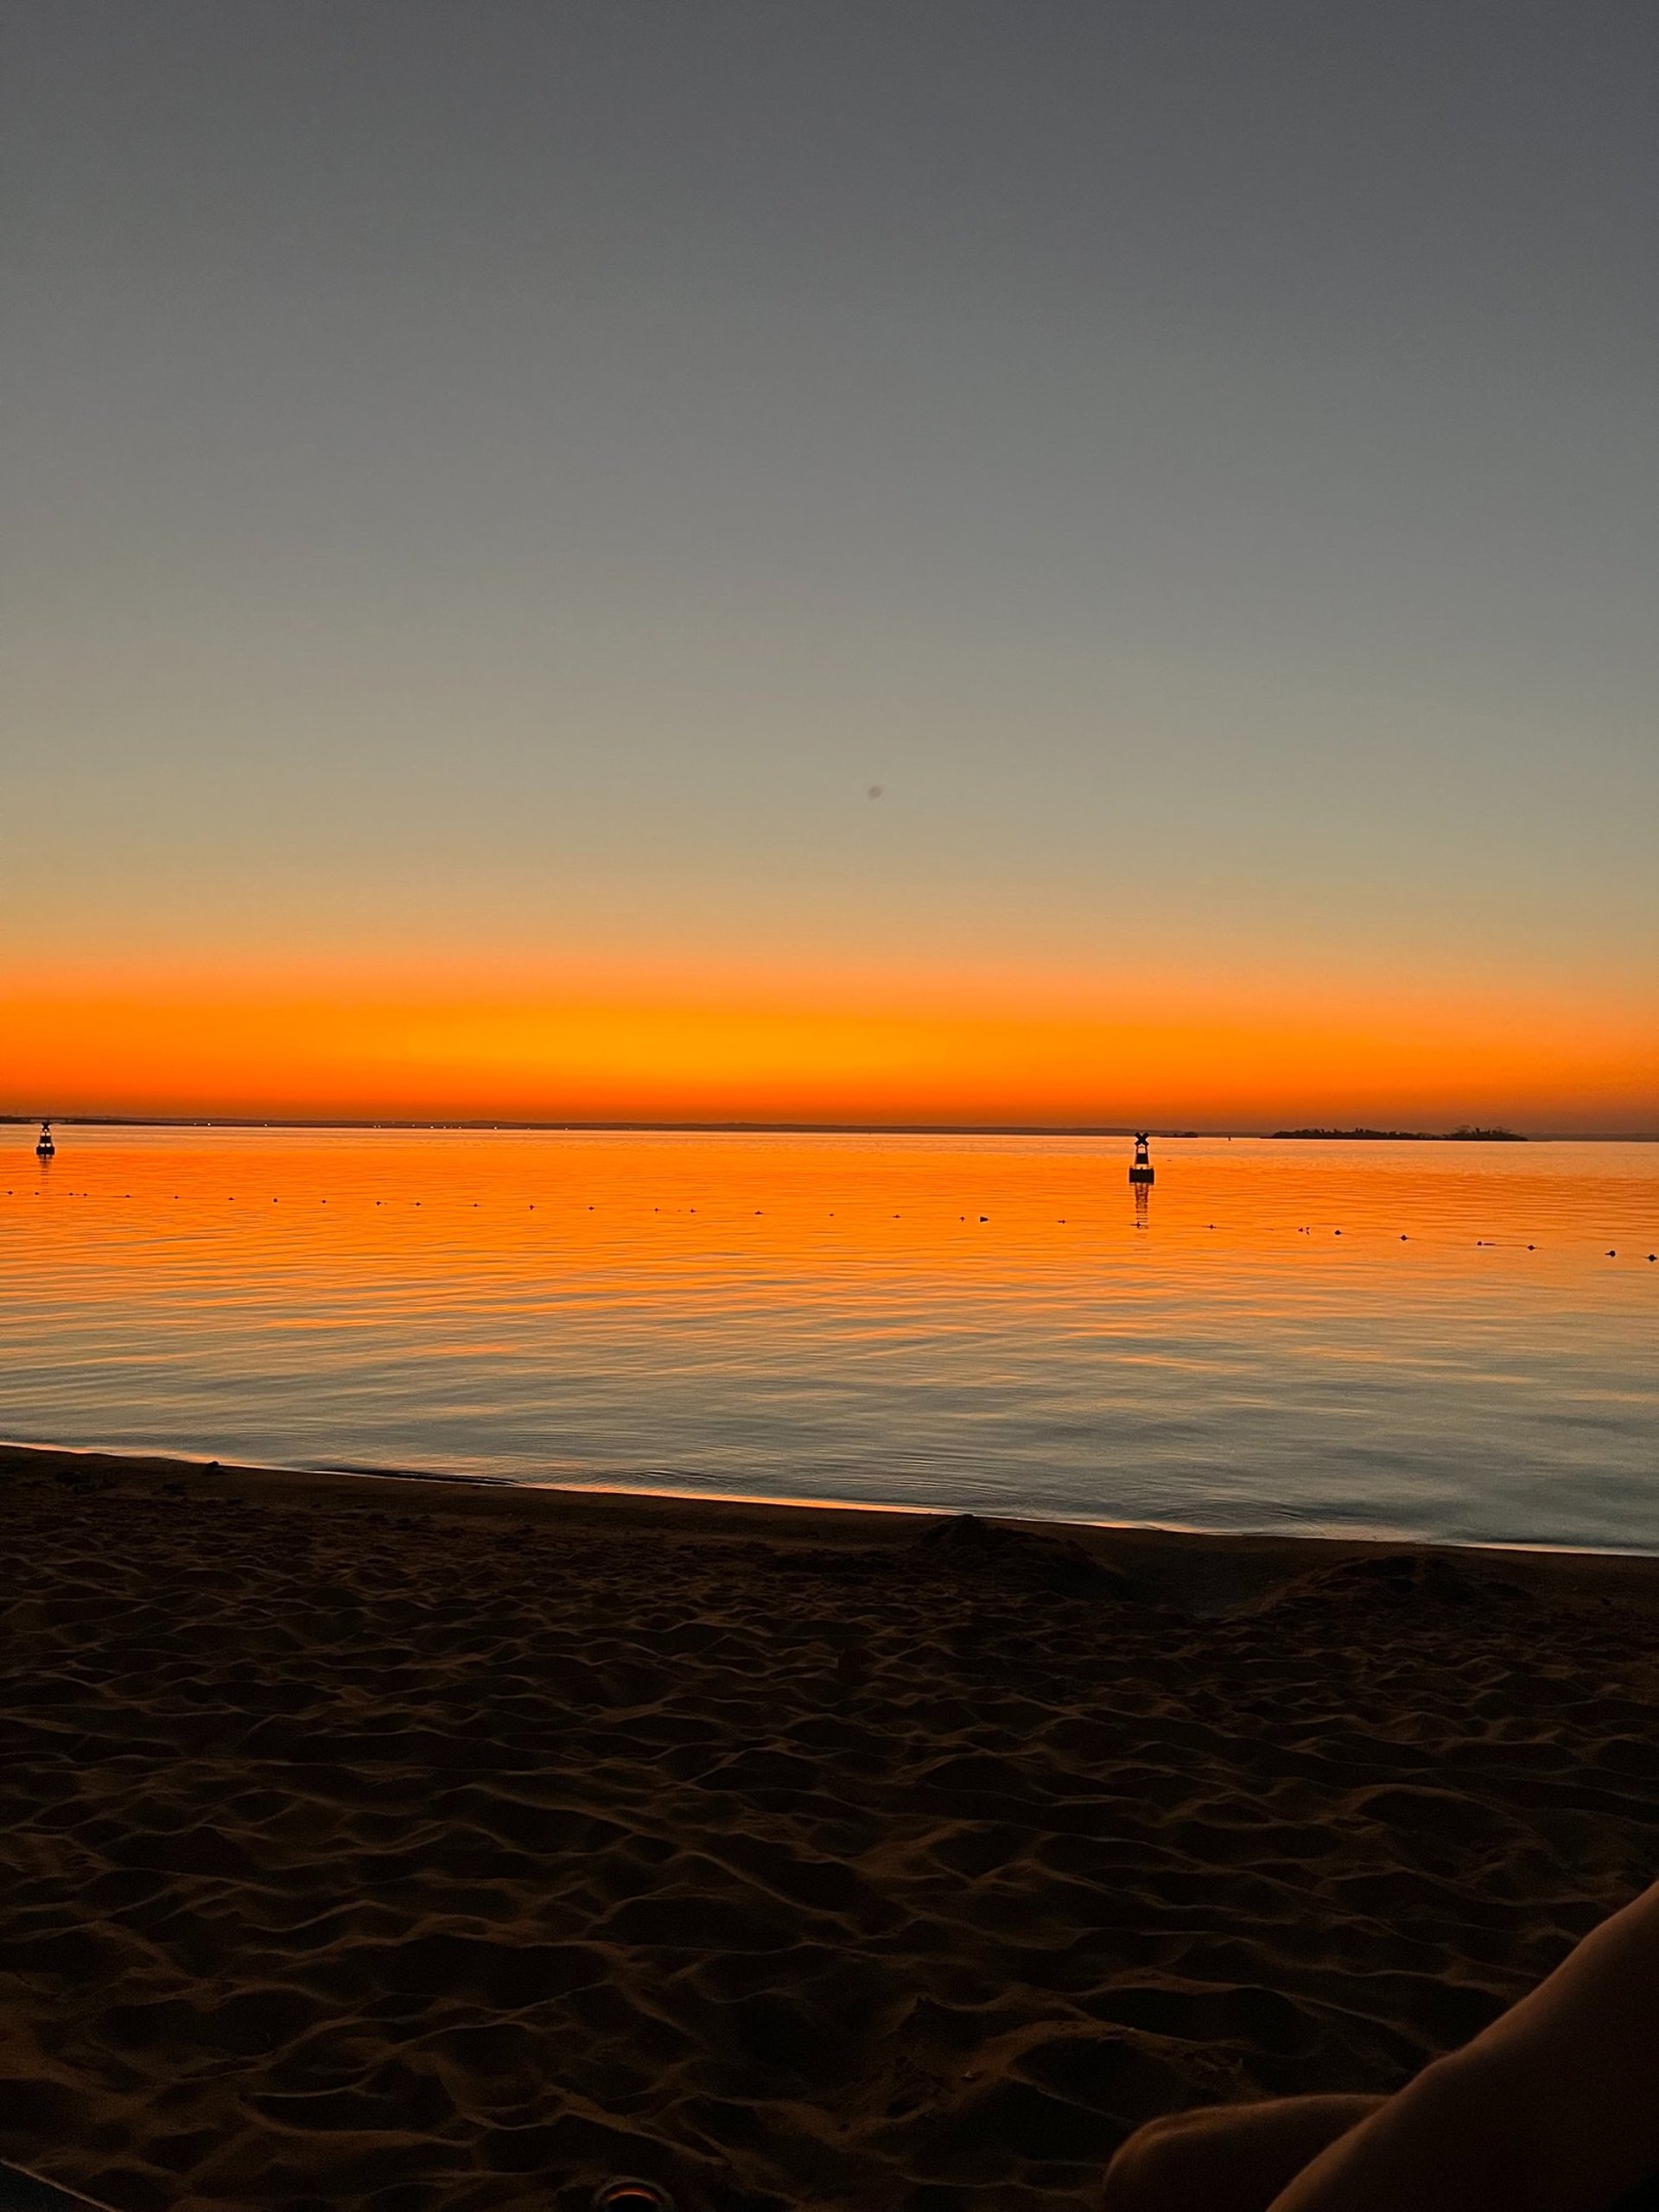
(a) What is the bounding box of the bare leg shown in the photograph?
[1103,2096,1385,2212]
[1266,1879,1659,2211]
[1109,1880,1659,2212]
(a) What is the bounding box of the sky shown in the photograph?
[3,1,1656,1130]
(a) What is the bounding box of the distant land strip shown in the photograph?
[1271,1126,1525,1141]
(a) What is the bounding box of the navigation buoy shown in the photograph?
[35,1120,54,1159]
[1128,1132,1154,1185]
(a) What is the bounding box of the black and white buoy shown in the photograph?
[1128,1131,1154,1185]
[35,1119,54,1159]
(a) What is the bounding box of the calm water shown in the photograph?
[3,1127,1655,1549]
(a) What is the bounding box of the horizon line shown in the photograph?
[5,1116,1656,1142]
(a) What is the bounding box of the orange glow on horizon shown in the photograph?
[4,960,1654,1133]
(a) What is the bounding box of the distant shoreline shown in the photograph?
[1270,1125,1526,1142]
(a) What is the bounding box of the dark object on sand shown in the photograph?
[1255,1548,1526,1614]
[0,2163,114,2210]
[911,1511,1130,1599]
[1128,1130,1154,1184]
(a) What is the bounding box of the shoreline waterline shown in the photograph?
[11,1440,1659,1596]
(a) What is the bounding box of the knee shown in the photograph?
[1102,2113,1209,2211]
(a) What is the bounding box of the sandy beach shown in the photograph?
[3,1444,1659,2212]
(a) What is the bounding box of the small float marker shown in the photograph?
[1128,1131,1154,1185]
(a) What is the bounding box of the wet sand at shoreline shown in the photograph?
[3,1442,1659,2210]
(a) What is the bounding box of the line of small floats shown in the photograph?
[16,1122,1654,1258]
[25,1125,1146,1182]
[26,1122,1161,1170]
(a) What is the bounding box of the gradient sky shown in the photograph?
[4,2,1656,1128]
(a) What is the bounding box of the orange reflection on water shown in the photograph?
[3,1129,1656,1548]
[10,1125,1655,1297]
